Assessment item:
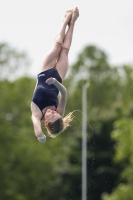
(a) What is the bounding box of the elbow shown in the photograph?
[64,88,67,96]
[61,88,67,97]
[31,114,35,121]
[31,115,42,138]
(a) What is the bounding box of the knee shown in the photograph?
[55,40,63,48]
[62,46,69,53]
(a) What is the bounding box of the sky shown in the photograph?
[1,0,133,78]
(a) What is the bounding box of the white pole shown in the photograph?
[82,83,89,200]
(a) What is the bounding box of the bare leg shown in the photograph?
[40,10,72,72]
[55,7,79,80]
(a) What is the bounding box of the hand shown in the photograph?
[37,134,46,143]
[45,77,56,85]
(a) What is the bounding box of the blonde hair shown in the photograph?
[46,111,74,138]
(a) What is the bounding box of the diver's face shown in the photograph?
[44,109,61,124]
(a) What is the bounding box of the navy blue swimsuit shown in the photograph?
[32,68,62,113]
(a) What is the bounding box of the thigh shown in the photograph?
[40,43,62,72]
[55,49,69,80]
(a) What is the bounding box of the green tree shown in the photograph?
[101,64,133,200]
[1,42,133,200]
[102,118,133,200]
[0,43,30,80]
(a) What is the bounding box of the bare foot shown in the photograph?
[71,7,79,22]
[63,10,72,24]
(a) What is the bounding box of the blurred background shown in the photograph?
[0,0,133,199]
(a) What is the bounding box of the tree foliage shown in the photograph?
[1,42,133,199]
[102,118,133,200]
[0,43,30,80]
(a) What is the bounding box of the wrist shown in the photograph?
[53,78,58,85]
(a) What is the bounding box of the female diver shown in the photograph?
[31,7,79,142]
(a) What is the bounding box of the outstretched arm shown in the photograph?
[31,102,46,142]
[46,77,67,116]
[31,114,46,142]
